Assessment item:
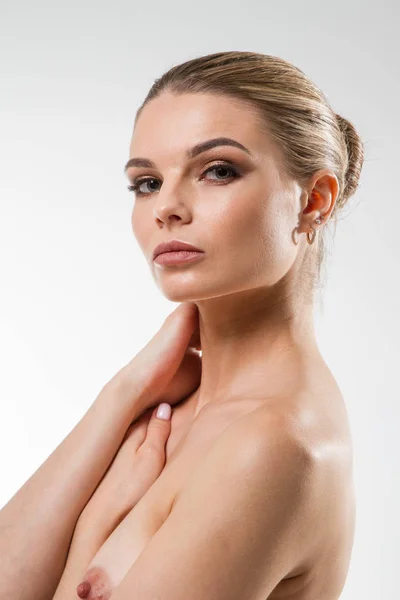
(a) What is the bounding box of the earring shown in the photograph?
[293,215,324,246]
[306,215,323,245]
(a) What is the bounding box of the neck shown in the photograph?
[191,285,319,416]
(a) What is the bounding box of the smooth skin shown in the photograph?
[62,91,355,599]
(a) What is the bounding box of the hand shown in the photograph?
[55,404,173,599]
[77,302,202,537]
[78,403,172,537]
[108,302,202,418]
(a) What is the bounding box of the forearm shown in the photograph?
[0,373,147,600]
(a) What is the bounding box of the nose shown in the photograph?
[153,204,191,226]
[153,194,191,227]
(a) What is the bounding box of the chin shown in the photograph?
[161,289,201,303]
[157,282,212,303]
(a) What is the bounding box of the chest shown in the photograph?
[123,397,260,532]
[83,399,262,592]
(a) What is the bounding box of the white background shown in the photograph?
[0,1,398,598]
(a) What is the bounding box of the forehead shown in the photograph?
[129,92,277,163]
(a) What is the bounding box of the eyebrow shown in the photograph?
[123,137,252,172]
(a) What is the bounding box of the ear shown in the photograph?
[297,170,339,235]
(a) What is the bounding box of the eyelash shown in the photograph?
[126,162,240,197]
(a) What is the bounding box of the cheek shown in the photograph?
[257,193,297,278]
[211,190,294,280]
[131,207,148,253]
[213,192,270,255]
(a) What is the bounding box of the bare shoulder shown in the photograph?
[196,394,355,585]
[207,397,336,525]
[198,401,318,510]
[218,400,316,466]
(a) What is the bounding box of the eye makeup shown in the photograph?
[126,160,242,197]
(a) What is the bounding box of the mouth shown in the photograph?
[152,240,204,259]
[153,250,205,267]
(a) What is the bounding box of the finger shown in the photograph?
[158,350,201,406]
[188,321,201,350]
[122,408,152,445]
[133,303,199,385]
[139,403,172,457]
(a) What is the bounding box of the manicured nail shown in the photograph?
[156,403,171,420]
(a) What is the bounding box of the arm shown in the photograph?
[52,404,172,600]
[110,410,316,600]
[0,374,148,600]
[0,301,200,600]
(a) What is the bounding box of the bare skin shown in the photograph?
[60,90,355,599]
[64,354,355,600]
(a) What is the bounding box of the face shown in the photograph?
[126,92,303,303]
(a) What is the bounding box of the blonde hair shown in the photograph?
[134,51,365,299]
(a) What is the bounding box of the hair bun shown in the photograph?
[335,114,365,208]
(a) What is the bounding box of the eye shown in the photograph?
[127,178,161,196]
[126,162,240,197]
[202,163,239,183]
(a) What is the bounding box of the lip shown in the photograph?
[152,240,204,260]
[154,251,205,266]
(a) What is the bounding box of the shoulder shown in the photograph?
[170,402,317,577]
[218,402,316,472]
[183,402,317,516]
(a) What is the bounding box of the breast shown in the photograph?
[81,456,184,596]
[77,400,264,598]
[77,409,227,596]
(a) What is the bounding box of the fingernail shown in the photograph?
[156,403,171,420]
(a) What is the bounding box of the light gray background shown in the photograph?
[0,1,398,598]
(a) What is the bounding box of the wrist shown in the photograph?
[97,367,151,421]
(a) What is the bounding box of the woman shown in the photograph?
[0,51,363,600]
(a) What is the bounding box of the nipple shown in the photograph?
[76,565,113,600]
[76,581,92,598]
